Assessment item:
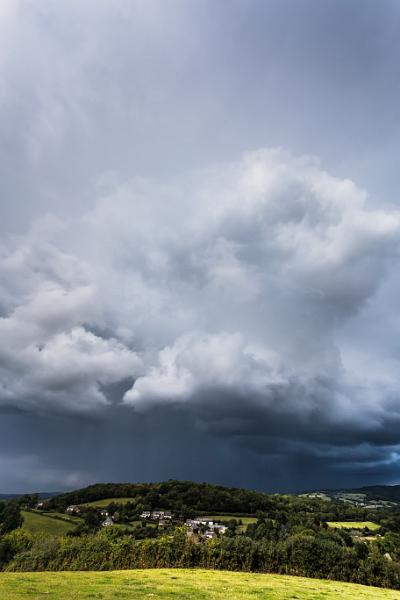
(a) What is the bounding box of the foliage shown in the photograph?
[0,525,399,590]
[2,481,400,590]
[0,502,23,535]
[327,521,380,531]
[47,480,385,524]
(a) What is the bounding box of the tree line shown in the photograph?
[0,525,399,590]
[46,480,389,523]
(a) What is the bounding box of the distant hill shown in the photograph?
[0,491,60,501]
[47,480,279,514]
[356,485,400,501]
[302,485,400,507]
[4,481,400,513]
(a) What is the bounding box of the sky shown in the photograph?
[1,0,400,493]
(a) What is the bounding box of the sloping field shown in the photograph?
[326,521,380,531]
[1,569,400,600]
[21,511,77,536]
[201,515,257,532]
[81,497,135,507]
[202,515,258,525]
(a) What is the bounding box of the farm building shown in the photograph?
[65,505,81,515]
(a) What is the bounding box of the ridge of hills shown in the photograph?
[46,480,400,512]
[2,481,400,510]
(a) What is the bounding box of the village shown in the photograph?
[63,505,229,539]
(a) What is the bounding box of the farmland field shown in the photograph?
[41,511,82,524]
[326,521,380,531]
[21,511,77,536]
[202,515,258,524]
[1,569,400,600]
[201,515,257,532]
[81,497,135,507]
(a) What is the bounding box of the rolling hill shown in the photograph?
[1,569,400,600]
[21,510,80,536]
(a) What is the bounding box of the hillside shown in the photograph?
[47,479,280,514]
[304,485,400,508]
[21,511,80,536]
[1,569,400,600]
[47,479,400,520]
[2,480,400,591]
[0,492,58,501]
[357,486,400,502]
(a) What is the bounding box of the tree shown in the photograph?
[0,502,23,534]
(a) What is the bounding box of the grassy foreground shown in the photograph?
[1,569,400,600]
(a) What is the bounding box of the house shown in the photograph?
[215,525,227,534]
[35,502,44,510]
[185,518,227,538]
[65,505,81,515]
[141,510,173,520]
[152,511,164,519]
[152,510,172,520]
[102,516,114,527]
[186,519,212,528]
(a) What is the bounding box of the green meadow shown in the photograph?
[81,498,136,508]
[202,515,258,532]
[326,521,380,531]
[21,511,77,536]
[1,569,400,600]
[202,515,258,525]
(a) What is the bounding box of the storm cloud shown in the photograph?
[1,0,400,492]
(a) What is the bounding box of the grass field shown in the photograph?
[202,515,258,525]
[326,521,380,531]
[41,511,83,524]
[21,511,77,536]
[202,515,258,533]
[1,569,400,599]
[81,497,135,508]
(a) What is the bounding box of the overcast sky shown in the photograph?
[1,0,400,493]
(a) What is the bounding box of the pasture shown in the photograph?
[326,521,380,531]
[202,515,257,532]
[80,497,135,508]
[1,569,400,599]
[21,511,77,536]
[202,515,258,524]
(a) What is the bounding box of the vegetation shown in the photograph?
[0,502,22,535]
[202,515,258,524]
[202,515,258,533]
[327,521,380,531]
[81,497,136,508]
[346,486,400,503]
[47,480,393,523]
[1,481,400,591]
[21,511,77,537]
[47,480,282,515]
[1,568,400,600]
[0,524,399,590]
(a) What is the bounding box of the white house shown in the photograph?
[65,505,81,515]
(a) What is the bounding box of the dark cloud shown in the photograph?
[1,1,400,492]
